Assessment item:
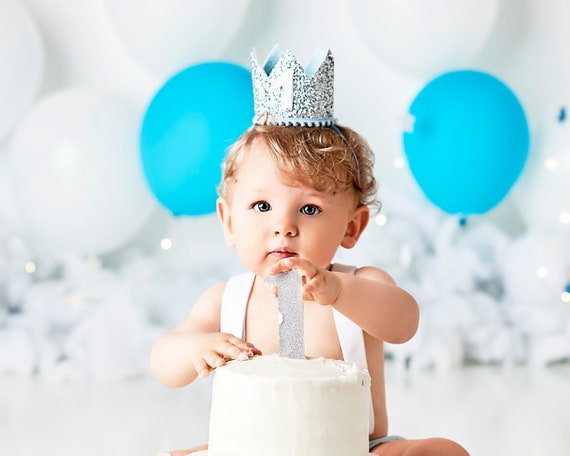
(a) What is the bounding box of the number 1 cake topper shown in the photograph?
[265,269,304,359]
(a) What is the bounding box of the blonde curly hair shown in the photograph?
[218,124,380,212]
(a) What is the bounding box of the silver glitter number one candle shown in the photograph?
[265,269,304,359]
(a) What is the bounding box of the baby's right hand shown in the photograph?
[192,332,261,378]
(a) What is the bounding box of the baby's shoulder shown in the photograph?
[354,265,396,285]
[192,281,228,312]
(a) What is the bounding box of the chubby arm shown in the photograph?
[333,266,418,343]
[149,282,260,388]
[268,259,419,344]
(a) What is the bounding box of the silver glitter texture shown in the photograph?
[251,45,335,126]
[265,269,305,359]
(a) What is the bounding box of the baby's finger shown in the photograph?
[269,284,278,298]
[225,335,261,355]
[266,257,297,275]
[205,351,226,369]
[215,341,253,362]
[195,358,213,378]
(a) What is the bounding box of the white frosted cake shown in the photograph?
[207,354,371,456]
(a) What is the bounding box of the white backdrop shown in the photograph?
[0,0,569,379]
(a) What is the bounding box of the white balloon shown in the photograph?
[103,0,251,76]
[0,0,44,139]
[350,0,499,78]
[9,88,157,255]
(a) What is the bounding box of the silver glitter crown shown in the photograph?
[251,45,335,126]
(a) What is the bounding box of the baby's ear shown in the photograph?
[217,198,236,247]
[341,206,370,249]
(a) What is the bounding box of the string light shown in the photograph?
[67,292,86,308]
[400,113,415,133]
[536,266,548,278]
[559,212,570,225]
[160,237,173,250]
[375,214,387,226]
[544,157,559,171]
[86,256,102,271]
[25,261,36,274]
[562,282,570,302]
[399,244,412,268]
[393,157,406,170]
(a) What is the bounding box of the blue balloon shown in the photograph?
[141,62,253,216]
[403,70,530,215]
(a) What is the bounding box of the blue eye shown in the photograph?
[300,205,321,216]
[253,201,271,212]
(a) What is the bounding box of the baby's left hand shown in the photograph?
[266,258,341,306]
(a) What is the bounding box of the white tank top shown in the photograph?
[219,263,374,433]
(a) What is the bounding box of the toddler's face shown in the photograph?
[217,138,366,276]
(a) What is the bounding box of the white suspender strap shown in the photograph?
[332,309,368,370]
[220,271,255,339]
[330,264,368,369]
[330,263,374,434]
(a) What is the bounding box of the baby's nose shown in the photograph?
[274,221,298,237]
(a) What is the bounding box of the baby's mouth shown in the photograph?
[269,249,297,260]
